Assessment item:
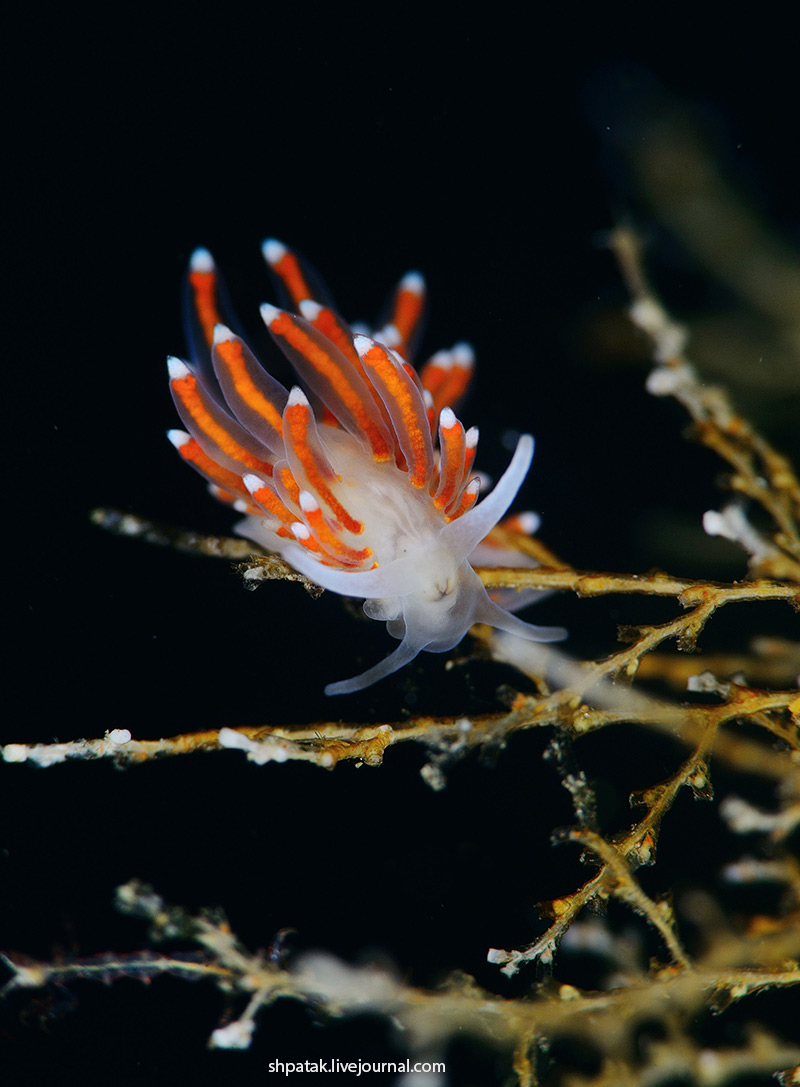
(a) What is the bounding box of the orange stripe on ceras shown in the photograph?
[419,358,447,397]
[189,270,222,349]
[435,365,472,412]
[432,421,465,510]
[311,307,400,436]
[284,400,363,535]
[504,513,535,535]
[274,251,313,308]
[269,312,393,462]
[210,485,257,511]
[214,338,284,437]
[250,481,298,527]
[309,307,360,365]
[278,465,301,507]
[445,485,478,521]
[171,372,273,475]
[401,361,419,385]
[392,286,424,346]
[301,503,372,565]
[178,436,259,507]
[362,344,429,488]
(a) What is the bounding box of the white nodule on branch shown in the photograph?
[719,795,800,839]
[2,731,134,767]
[209,1018,255,1050]
[722,857,794,884]
[629,298,688,363]
[687,671,733,697]
[218,728,290,765]
[703,503,782,568]
[2,742,72,767]
[645,360,697,396]
[291,952,399,1010]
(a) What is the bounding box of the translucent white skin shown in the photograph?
[237,430,566,695]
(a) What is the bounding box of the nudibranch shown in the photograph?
[167,241,565,695]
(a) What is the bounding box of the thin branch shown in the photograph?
[610,225,800,573]
[5,881,799,1061]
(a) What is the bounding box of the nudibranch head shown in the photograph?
[168,241,565,694]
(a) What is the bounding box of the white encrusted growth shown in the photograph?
[3,731,132,766]
[209,1017,255,1050]
[2,741,72,767]
[703,503,783,570]
[722,857,794,884]
[218,727,290,765]
[719,795,800,839]
[687,671,733,697]
[645,359,697,397]
[107,729,132,745]
[419,763,447,792]
[2,744,32,764]
[629,297,688,363]
[291,952,399,1011]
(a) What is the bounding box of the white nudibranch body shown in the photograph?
[169,242,565,695]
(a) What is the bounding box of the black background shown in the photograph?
[3,9,799,1086]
